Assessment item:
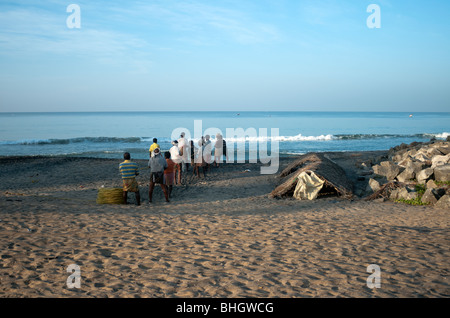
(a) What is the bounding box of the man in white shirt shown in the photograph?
[178,132,189,173]
[169,140,183,185]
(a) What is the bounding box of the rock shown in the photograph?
[396,169,415,183]
[431,154,450,169]
[426,147,443,157]
[407,148,418,156]
[389,188,400,200]
[392,150,408,163]
[436,145,450,155]
[447,136,450,142]
[366,178,381,194]
[426,179,437,189]
[395,188,418,201]
[397,155,413,167]
[406,160,425,174]
[416,168,434,184]
[409,141,421,148]
[371,174,388,185]
[357,162,374,176]
[435,194,450,209]
[373,161,401,181]
[413,152,430,163]
[421,188,441,204]
[433,164,450,182]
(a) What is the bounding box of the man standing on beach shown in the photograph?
[149,138,160,156]
[119,152,141,205]
[169,140,183,185]
[178,132,189,173]
[148,148,170,203]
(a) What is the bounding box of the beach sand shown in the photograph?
[0,152,449,298]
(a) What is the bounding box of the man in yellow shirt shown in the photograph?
[149,138,160,155]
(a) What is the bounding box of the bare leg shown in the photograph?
[148,182,155,203]
[135,191,140,205]
[161,184,169,202]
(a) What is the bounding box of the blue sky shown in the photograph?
[0,0,449,112]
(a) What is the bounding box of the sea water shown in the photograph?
[0,111,449,160]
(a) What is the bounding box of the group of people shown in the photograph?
[118,132,228,205]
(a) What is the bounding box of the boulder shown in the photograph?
[431,154,450,169]
[395,188,418,201]
[357,162,374,176]
[389,188,400,200]
[413,152,430,163]
[407,148,418,157]
[397,155,413,168]
[426,147,444,157]
[366,178,381,194]
[421,188,442,204]
[373,161,401,181]
[416,168,434,184]
[426,179,437,189]
[392,150,408,163]
[396,168,415,183]
[435,195,450,209]
[436,145,450,155]
[433,164,450,182]
[405,160,424,174]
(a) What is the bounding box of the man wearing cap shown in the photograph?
[148,147,169,203]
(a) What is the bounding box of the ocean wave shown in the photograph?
[334,133,450,140]
[0,136,144,145]
[1,132,448,146]
[426,132,450,139]
[194,134,334,143]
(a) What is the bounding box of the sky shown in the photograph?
[0,0,449,112]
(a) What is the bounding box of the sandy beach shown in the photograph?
[0,151,449,298]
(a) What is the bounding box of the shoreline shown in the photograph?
[0,148,449,298]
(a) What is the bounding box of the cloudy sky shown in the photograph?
[0,0,449,112]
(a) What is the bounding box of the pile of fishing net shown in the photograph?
[96,188,124,204]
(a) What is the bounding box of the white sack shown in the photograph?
[293,171,325,200]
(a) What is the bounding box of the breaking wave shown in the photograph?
[1,132,448,146]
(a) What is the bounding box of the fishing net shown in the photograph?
[96,188,125,204]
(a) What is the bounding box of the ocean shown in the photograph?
[0,112,449,161]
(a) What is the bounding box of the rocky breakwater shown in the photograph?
[357,138,450,208]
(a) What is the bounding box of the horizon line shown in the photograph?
[1,110,449,114]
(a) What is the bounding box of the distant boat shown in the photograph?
[409,114,413,117]
[237,113,240,116]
